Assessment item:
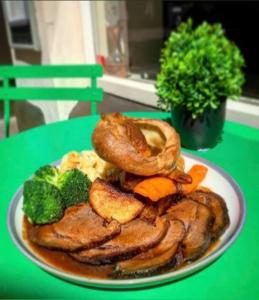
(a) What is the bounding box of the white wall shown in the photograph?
[36,1,86,65]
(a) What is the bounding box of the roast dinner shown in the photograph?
[22,113,230,279]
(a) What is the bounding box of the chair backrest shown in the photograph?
[0,64,103,138]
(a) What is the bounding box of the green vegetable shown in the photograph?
[23,180,63,224]
[23,164,92,224]
[156,18,245,118]
[33,165,59,186]
[57,168,91,208]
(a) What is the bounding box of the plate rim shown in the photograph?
[6,152,246,288]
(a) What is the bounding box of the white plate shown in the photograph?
[7,152,246,289]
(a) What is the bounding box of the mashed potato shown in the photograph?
[59,150,121,181]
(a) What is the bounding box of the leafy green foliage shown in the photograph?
[33,165,59,185]
[156,19,245,118]
[23,180,64,224]
[57,168,91,208]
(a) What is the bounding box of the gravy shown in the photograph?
[23,217,220,279]
[23,217,113,279]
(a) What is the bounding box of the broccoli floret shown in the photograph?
[33,165,59,186]
[23,180,64,224]
[57,169,91,208]
[33,165,59,185]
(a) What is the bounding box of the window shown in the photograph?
[92,1,259,100]
[2,0,40,50]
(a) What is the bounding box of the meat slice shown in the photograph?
[140,202,158,222]
[113,219,185,278]
[186,191,230,239]
[139,197,176,222]
[29,203,121,251]
[71,217,168,265]
[157,196,178,215]
[167,199,214,261]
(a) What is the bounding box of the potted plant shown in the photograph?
[156,19,245,149]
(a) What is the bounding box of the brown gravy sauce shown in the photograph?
[23,217,220,279]
[23,217,113,279]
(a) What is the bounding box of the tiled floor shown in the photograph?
[0,93,159,139]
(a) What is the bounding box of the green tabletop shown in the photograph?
[0,112,258,299]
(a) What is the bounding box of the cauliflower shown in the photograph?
[60,150,121,182]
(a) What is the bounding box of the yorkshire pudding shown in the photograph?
[92,113,180,176]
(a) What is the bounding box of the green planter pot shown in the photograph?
[171,100,226,150]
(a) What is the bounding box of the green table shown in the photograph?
[1,112,258,299]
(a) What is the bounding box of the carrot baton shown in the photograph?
[134,177,177,202]
[182,164,208,194]
[134,164,208,202]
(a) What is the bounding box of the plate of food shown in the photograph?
[7,113,246,289]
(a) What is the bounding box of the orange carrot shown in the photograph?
[182,164,208,194]
[134,177,177,202]
[134,164,208,201]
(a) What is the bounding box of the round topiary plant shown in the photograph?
[156,18,245,119]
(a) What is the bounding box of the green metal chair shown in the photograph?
[0,64,103,138]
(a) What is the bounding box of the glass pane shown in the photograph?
[10,23,33,44]
[4,0,29,25]
[93,1,259,99]
[4,0,33,46]
[93,1,129,77]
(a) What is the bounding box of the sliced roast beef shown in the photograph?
[167,199,214,261]
[157,197,176,215]
[71,217,168,265]
[29,203,121,251]
[186,191,230,239]
[113,219,185,278]
[140,197,177,222]
[140,203,158,222]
